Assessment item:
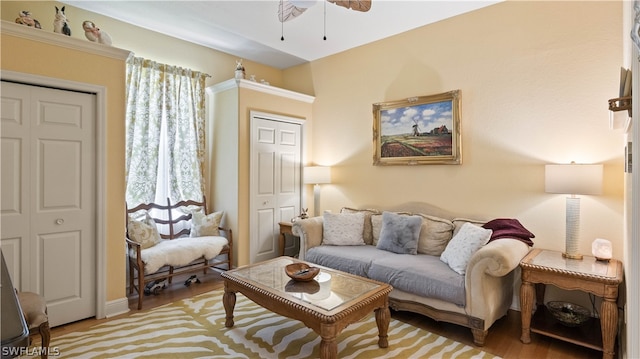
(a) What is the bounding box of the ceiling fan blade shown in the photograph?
[327,0,372,12]
[278,0,309,22]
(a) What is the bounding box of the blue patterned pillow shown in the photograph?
[376,211,422,254]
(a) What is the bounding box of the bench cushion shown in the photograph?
[138,236,228,274]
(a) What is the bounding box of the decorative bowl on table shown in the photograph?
[546,301,590,327]
[285,263,320,282]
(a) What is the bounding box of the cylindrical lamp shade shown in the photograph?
[545,164,603,195]
[303,166,331,185]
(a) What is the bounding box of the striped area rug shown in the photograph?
[36,290,499,358]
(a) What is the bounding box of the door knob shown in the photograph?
[55,218,64,225]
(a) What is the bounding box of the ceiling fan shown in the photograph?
[278,0,372,23]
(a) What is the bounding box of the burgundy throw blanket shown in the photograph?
[482,218,535,246]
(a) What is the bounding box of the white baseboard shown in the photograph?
[104,297,130,318]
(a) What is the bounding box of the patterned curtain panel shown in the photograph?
[164,65,208,202]
[125,56,208,207]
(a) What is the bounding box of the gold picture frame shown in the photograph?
[373,90,461,165]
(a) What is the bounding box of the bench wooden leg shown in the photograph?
[168,266,174,284]
[128,259,134,294]
[137,267,144,310]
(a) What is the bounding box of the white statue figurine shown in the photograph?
[53,6,71,36]
[82,20,113,45]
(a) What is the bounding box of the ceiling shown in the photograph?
[64,1,501,69]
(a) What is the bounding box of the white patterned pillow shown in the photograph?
[440,222,492,275]
[127,213,161,249]
[322,212,365,246]
[190,211,223,237]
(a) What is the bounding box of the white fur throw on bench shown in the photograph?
[136,236,227,274]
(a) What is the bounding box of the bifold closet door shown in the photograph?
[1,81,97,326]
[250,115,302,264]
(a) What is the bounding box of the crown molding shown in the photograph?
[208,78,315,104]
[1,20,131,60]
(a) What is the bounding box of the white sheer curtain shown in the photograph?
[125,55,208,208]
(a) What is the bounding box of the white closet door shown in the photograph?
[250,114,302,264]
[1,81,96,326]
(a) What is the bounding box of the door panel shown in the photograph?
[251,115,301,264]
[0,81,96,326]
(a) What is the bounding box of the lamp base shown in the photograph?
[562,252,583,260]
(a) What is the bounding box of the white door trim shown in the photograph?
[1,70,107,320]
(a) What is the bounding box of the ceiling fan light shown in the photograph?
[290,0,318,9]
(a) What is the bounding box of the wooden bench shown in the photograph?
[125,197,232,310]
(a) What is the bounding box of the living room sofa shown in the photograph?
[291,202,532,346]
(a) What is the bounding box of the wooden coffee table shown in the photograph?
[221,257,393,359]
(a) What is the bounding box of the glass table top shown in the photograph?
[229,257,381,311]
[528,250,617,278]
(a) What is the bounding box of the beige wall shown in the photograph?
[285,1,626,260]
[209,83,313,266]
[1,31,127,301]
[1,1,283,88]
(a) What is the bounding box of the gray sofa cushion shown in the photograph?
[305,245,388,277]
[306,244,465,307]
[369,253,466,307]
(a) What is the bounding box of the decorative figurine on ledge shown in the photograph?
[53,6,71,36]
[82,20,113,45]
[15,11,41,29]
[291,208,309,223]
[235,59,245,80]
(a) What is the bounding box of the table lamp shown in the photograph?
[303,166,331,216]
[545,162,603,259]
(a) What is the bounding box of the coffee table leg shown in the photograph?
[320,323,337,359]
[375,306,390,348]
[223,289,236,328]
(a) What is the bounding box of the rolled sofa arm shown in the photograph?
[292,217,324,261]
[464,238,530,330]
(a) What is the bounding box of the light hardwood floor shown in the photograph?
[48,270,609,359]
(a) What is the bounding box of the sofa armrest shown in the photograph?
[464,238,530,330]
[292,217,324,261]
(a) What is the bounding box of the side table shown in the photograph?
[278,221,299,257]
[520,248,623,359]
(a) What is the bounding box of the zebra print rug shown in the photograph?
[38,290,499,358]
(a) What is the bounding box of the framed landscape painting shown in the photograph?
[372,90,461,165]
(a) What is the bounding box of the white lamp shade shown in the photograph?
[545,164,603,195]
[304,166,331,185]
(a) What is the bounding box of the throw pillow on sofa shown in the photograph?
[190,210,224,237]
[414,213,455,256]
[376,211,422,255]
[127,212,161,249]
[340,207,380,245]
[322,211,366,245]
[440,222,492,275]
[371,211,412,245]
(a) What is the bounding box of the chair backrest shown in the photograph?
[126,197,208,240]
